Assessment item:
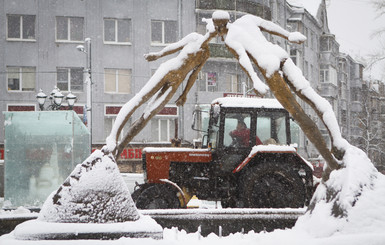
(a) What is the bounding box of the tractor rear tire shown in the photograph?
[132,184,181,209]
[240,162,306,208]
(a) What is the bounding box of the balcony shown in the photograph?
[209,43,234,58]
[318,83,338,97]
[196,0,272,20]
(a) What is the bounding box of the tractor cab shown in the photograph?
[205,97,291,148]
[195,97,293,172]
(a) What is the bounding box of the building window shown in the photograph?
[57,67,83,92]
[320,36,338,53]
[290,48,302,69]
[56,16,84,41]
[7,15,35,40]
[320,65,337,86]
[310,64,314,80]
[151,118,176,142]
[104,117,131,141]
[105,69,131,93]
[104,18,131,43]
[226,74,242,93]
[310,31,315,50]
[7,67,36,91]
[104,106,131,141]
[151,20,177,45]
[304,61,309,78]
[303,27,308,47]
[320,66,329,83]
[198,72,218,92]
[150,106,178,142]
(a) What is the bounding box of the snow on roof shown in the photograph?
[287,0,322,17]
[212,97,284,109]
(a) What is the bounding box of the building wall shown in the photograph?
[1,0,379,169]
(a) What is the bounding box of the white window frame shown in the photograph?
[320,68,329,83]
[103,18,131,45]
[155,118,174,142]
[151,106,178,142]
[200,72,218,92]
[227,74,241,93]
[56,16,84,42]
[104,68,132,94]
[304,61,309,78]
[104,104,131,141]
[290,49,302,69]
[151,20,177,46]
[104,116,130,141]
[7,66,36,92]
[320,65,337,86]
[6,14,36,41]
[56,67,84,92]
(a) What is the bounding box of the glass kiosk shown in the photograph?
[3,111,90,208]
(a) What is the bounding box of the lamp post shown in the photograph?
[76,38,92,147]
[36,87,77,111]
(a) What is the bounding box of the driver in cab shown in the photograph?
[229,121,250,147]
[229,121,263,147]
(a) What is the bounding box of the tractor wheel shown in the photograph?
[132,184,181,209]
[240,162,306,208]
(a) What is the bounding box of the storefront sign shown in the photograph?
[92,147,143,161]
[120,148,142,160]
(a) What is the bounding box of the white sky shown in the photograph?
[327,0,385,58]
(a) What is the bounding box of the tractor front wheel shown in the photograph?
[240,162,306,208]
[132,184,181,209]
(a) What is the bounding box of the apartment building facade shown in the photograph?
[0,0,374,171]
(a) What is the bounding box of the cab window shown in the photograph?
[223,113,251,147]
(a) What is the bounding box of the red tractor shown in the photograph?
[132,97,314,209]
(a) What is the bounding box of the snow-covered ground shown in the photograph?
[1,220,385,245]
[1,168,385,244]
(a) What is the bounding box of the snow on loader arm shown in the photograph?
[224,13,378,218]
[104,19,222,158]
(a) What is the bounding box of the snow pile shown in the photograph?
[38,150,140,223]
[0,206,31,216]
[12,215,162,240]
[161,228,383,245]
[295,145,381,237]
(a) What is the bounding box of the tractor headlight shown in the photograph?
[298,168,306,177]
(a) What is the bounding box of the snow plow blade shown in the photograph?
[141,208,305,236]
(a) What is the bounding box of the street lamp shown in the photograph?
[36,89,47,111]
[77,38,92,147]
[36,87,77,111]
[53,90,65,107]
[66,91,77,110]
